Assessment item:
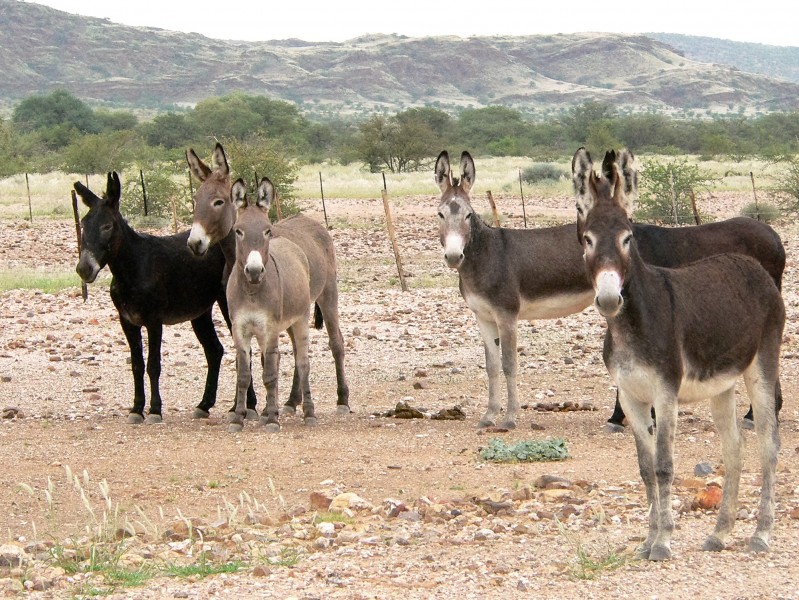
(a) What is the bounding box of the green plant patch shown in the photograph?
[478,437,569,463]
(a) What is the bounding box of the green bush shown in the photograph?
[122,162,193,223]
[521,163,566,184]
[478,437,569,463]
[635,157,717,224]
[769,158,799,216]
[739,202,781,223]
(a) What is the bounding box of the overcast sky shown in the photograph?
[31,0,797,46]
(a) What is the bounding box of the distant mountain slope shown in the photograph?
[647,33,799,84]
[2,0,799,115]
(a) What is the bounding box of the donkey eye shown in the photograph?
[213,199,225,208]
[234,228,244,238]
[264,229,272,238]
[100,223,113,234]
[622,234,632,247]
[465,212,472,220]
[583,235,593,248]
[576,206,584,216]
[437,211,444,220]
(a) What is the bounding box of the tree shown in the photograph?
[770,158,799,215]
[12,90,99,149]
[356,110,442,173]
[635,157,717,224]
[61,131,143,175]
[454,106,528,154]
[140,112,198,150]
[560,101,616,144]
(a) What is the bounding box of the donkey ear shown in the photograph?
[256,177,276,211]
[617,148,638,200]
[106,172,122,209]
[611,164,635,217]
[572,147,593,230]
[186,148,211,182]
[601,150,617,180]
[212,143,230,176]
[231,179,249,210]
[459,151,475,193]
[434,151,451,193]
[73,181,99,209]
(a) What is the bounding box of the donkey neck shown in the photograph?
[460,215,495,271]
[105,218,146,281]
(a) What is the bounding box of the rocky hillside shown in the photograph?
[2,0,799,115]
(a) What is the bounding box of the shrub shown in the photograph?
[635,157,717,224]
[478,437,569,463]
[122,162,193,224]
[521,163,566,184]
[739,202,781,223]
[769,158,799,216]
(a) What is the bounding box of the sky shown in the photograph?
[31,0,797,46]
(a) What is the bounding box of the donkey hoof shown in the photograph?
[192,408,210,419]
[281,405,297,417]
[126,413,145,425]
[477,418,497,429]
[335,405,351,415]
[603,422,626,434]
[634,545,651,560]
[145,414,163,425]
[748,537,770,553]
[262,422,280,433]
[741,418,755,431]
[648,545,672,561]
[245,409,259,421]
[702,536,725,552]
[499,420,517,430]
[228,422,244,433]
[304,417,318,427]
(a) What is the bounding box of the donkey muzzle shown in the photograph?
[187,224,209,256]
[594,271,623,317]
[76,251,100,284]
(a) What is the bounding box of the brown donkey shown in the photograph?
[186,143,349,417]
[227,178,314,433]
[580,154,783,560]
[436,149,784,430]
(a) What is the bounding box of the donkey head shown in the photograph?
[435,150,476,269]
[578,153,635,318]
[186,143,233,256]
[572,147,637,241]
[74,172,123,283]
[231,178,274,285]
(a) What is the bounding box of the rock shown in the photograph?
[692,485,723,510]
[789,507,799,520]
[310,491,334,510]
[316,522,336,538]
[529,422,546,431]
[534,475,572,489]
[329,492,374,512]
[694,462,715,476]
[0,543,27,567]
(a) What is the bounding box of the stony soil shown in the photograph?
[1,191,799,599]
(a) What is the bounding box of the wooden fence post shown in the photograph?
[139,169,149,216]
[518,169,528,228]
[381,174,408,292]
[689,189,701,225]
[70,189,88,301]
[486,190,500,227]
[319,171,329,228]
[25,173,33,223]
[750,171,760,221]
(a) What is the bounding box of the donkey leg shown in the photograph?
[619,392,660,559]
[281,335,301,417]
[649,398,679,561]
[497,318,520,429]
[291,322,316,427]
[260,337,282,433]
[318,294,351,414]
[745,362,780,553]
[475,317,502,428]
[144,324,165,424]
[743,377,784,430]
[228,343,252,433]
[119,319,146,424]
[219,296,258,416]
[604,389,627,433]
[190,312,224,419]
[703,387,742,552]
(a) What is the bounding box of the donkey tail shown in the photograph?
[313,303,324,330]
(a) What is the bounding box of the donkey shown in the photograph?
[186,143,350,417]
[75,172,229,423]
[227,178,314,433]
[436,150,785,430]
[573,148,785,431]
[579,154,783,560]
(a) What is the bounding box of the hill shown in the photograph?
[2,0,799,117]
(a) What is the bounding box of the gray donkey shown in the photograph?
[227,178,315,433]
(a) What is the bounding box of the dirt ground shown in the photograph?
[1,191,799,599]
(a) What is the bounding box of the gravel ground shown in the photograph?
[0,192,798,598]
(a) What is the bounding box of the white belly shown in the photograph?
[463,290,594,321]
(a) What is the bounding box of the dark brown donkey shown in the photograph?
[436,150,784,430]
[186,143,349,416]
[75,172,229,423]
[579,154,783,560]
[227,178,314,433]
